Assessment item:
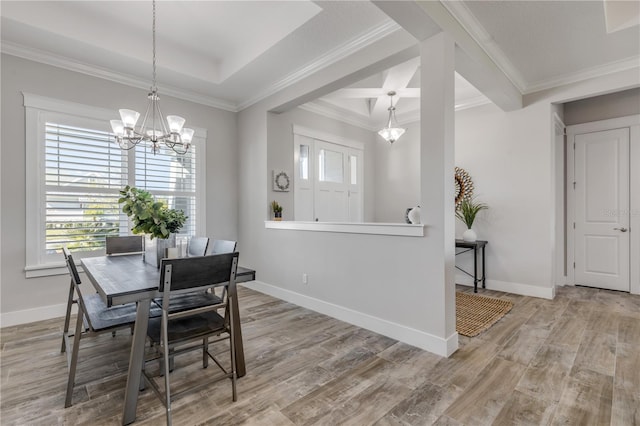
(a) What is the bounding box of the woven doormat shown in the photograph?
[456,291,513,337]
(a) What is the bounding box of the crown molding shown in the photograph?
[236,19,402,111]
[455,94,492,111]
[440,0,528,93]
[2,40,238,112]
[523,55,640,94]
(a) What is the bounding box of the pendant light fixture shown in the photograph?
[378,91,405,144]
[110,0,193,155]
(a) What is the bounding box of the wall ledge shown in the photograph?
[264,220,424,237]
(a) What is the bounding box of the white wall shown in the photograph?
[564,87,640,125]
[374,122,420,223]
[454,102,555,297]
[0,54,238,325]
[267,108,377,222]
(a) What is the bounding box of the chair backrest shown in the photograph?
[210,239,237,254]
[187,237,209,257]
[106,235,144,255]
[159,252,238,295]
[62,247,82,286]
[62,246,97,331]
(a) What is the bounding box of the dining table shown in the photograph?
[81,254,254,425]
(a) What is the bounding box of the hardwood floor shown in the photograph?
[1,285,639,425]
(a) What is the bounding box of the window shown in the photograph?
[25,94,206,277]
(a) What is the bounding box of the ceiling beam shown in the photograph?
[371,56,420,117]
[322,88,421,100]
[373,0,522,111]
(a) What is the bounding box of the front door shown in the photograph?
[574,128,630,291]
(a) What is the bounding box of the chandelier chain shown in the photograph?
[110,0,192,155]
[152,0,157,90]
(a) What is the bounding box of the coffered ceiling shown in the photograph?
[2,0,638,123]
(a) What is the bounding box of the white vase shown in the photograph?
[144,233,176,269]
[407,206,421,224]
[462,228,477,242]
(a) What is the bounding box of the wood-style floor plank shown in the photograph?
[1,285,639,425]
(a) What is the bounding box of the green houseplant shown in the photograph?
[119,185,187,267]
[455,198,488,242]
[271,200,283,221]
[119,186,187,239]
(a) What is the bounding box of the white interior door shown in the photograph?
[574,128,630,291]
[315,141,348,222]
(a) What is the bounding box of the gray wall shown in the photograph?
[0,54,238,320]
[563,87,640,125]
[267,107,377,222]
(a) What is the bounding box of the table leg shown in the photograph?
[473,246,478,293]
[229,284,246,378]
[122,299,151,426]
[482,245,486,289]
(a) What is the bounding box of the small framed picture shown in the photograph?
[272,170,291,192]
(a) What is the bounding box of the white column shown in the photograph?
[420,32,457,352]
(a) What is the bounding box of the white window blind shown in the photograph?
[134,144,197,237]
[45,123,127,254]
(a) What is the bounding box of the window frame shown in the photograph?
[24,93,207,278]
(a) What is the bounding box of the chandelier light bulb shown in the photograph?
[119,109,140,128]
[166,115,186,133]
[110,120,124,136]
[181,128,195,144]
[378,91,406,144]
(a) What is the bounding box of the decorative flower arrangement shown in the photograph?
[118,185,187,239]
[455,198,488,229]
[455,198,488,242]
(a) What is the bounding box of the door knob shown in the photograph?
[614,227,628,232]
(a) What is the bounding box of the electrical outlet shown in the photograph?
[302,273,308,284]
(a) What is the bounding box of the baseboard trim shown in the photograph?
[241,280,458,357]
[455,273,555,299]
[1,303,70,328]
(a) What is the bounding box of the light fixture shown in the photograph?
[378,91,405,144]
[110,0,193,155]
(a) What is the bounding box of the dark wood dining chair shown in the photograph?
[187,236,209,257]
[106,235,144,255]
[60,236,144,353]
[142,253,240,425]
[62,247,140,408]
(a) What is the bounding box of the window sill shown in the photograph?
[25,262,82,278]
[264,221,424,237]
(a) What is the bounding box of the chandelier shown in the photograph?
[378,91,405,144]
[110,0,193,155]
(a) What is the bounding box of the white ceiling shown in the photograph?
[1,1,638,124]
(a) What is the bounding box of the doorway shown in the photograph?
[567,115,640,293]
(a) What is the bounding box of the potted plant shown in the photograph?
[119,185,187,267]
[455,198,488,242]
[271,200,283,221]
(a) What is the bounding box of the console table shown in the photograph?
[455,239,487,293]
